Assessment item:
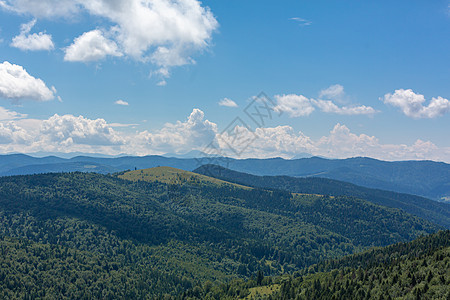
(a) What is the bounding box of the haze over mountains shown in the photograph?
[1,154,449,202]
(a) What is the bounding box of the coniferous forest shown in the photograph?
[0,168,448,299]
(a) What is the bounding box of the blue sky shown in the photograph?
[0,0,449,161]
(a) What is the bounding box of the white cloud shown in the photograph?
[40,114,124,146]
[0,112,124,153]
[312,99,378,115]
[64,30,122,62]
[11,19,54,51]
[274,94,315,117]
[114,99,129,106]
[0,61,56,101]
[383,89,450,119]
[290,17,312,26]
[109,123,138,128]
[216,122,450,162]
[0,109,217,155]
[0,106,27,120]
[0,121,31,144]
[319,84,345,100]
[218,98,238,107]
[134,108,217,154]
[217,125,316,158]
[0,0,80,18]
[0,108,447,162]
[275,87,376,117]
[2,0,218,81]
[314,124,448,162]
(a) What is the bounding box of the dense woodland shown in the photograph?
[1,154,448,201]
[181,230,450,299]
[194,164,450,228]
[0,170,447,298]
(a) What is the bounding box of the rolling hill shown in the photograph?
[0,168,442,298]
[0,154,448,201]
[194,164,450,229]
[118,166,251,190]
[182,230,450,299]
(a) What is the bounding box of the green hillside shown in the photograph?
[118,166,252,189]
[182,230,450,299]
[0,171,442,298]
[194,164,450,228]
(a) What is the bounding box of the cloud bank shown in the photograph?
[0,107,448,162]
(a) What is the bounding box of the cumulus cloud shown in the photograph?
[275,87,377,117]
[133,108,218,154]
[0,108,447,162]
[1,0,218,80]
[0,112,125,153]
[216,122,450,162]
[314,124,448,162]
[383,89,450,118]
[312,99,378,115]
[64,30,122,62]
[11,19,54,51]
[40,114,124,146]
[0,121,31,144]
[0,61,56,101]
[217,125,316,158]
[274,94,315,117]
[114,99,128,106]
[218,98,238,107]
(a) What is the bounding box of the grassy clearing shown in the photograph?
[118,166,252,190]
[244,284,280,299]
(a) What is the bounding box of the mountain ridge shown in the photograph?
[0,153,448,200]
[193,164,450,228]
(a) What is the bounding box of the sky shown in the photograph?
[0,0,449,162]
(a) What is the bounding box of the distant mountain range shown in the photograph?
[0,153,449,201]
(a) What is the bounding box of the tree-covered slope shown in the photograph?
[275,230,450,299]
[1,154,448,201]
[0,171,442,298]
[194,164,450,228]
[182,230,450,299]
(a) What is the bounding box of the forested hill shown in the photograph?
[181,230,450,299]
[0,170,442,298]
[194,164,450,228]
[276,230,450,299]
[0,154,448,201]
